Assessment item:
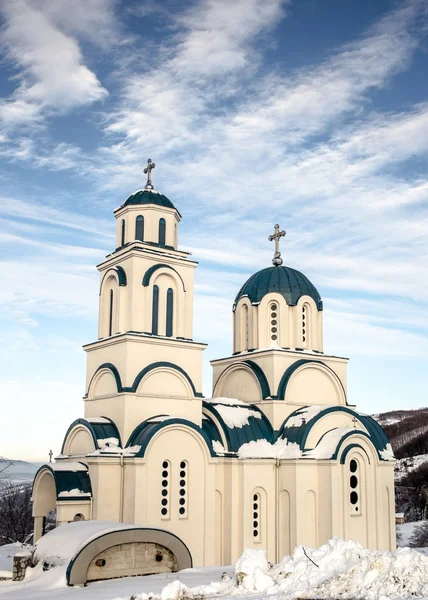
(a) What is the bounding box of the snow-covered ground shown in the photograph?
[3,537,428,600]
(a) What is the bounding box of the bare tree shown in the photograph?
[0,481,33,545]
[0,457,13,479]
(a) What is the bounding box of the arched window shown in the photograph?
[349,458,360,514]
[159,218,166,246]
[152,285,159,335]
[121,219,125,247]
[241,304,249,351]
[302,304,310,348]
[252,492,261,542]
[270,302,279,345]
[108,289,114,336]
[160,460,170,518]
[166,288,173,337]
[135,215,144,241]
[178,460,188,517]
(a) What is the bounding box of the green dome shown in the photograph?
[121,189,178,212]
[234,266,323,310]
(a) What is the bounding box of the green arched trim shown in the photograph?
[203,401,274,453]
[60,416,122,454]
[212,360,271,400]
[277,359,348,403]
[99,266,127,294]
[32,462,92,502]
[278,405,390,459]
[142,264,186,291]
[324,429,378,460]
[126,417,215,457]
[125,361,203,397]
[86,363,123,397]
[340,443,371,465]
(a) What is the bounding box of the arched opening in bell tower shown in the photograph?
[121,219,126,247]
[136,215,144,241]
[159,218,166,246]
[152,285,159,335]
[166,288,174,337]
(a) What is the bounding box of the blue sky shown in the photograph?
[1,0,428,461]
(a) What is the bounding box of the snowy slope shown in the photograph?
[0,459,42,485]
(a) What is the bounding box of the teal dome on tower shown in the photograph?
[234,265,323,310]
[120,189,177,212]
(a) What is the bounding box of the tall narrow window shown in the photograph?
[178,460,188,517]
[152,285,159,335]
[159,218,166,246]
[241,305,249,351]
[135,215,144,241]
[349,458,360,514]
[302,305,306,346]
[121,219,126,246]
[160,460,170,518]
[252,493,261,542]
[270,303,278,344]
[108,289,114,336]
[166,288,173,337]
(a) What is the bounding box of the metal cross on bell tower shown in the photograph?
[268,224,286,266]
[144,158,156,190]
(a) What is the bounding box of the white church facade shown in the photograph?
[32,160,396,568]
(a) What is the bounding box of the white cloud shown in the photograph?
[0,0,110,126]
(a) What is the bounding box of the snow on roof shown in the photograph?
[214,405,262,429]
[304,427,355,459]
[34,521,162,568]
[238,438,303,459]
[380,443,395,461]
[205,397,246,406]
[96,437,120,449]
[85,417,111,424]
[57,489,91,498]
[48,462,87,472]
[285,405,326,428]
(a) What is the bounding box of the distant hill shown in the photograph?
[0,459,43,485]
[374,408,428,522]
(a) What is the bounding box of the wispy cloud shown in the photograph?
[0,0,115,127]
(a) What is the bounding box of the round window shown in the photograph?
[180,461,186,469]
[350,475,358,489]
[95,559,106,567]
[271,304,277,311]
[162,461,169,469]
[350,459,358,473]
[271,334,277,340]
[350,491,358,505]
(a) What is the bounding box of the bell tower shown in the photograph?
[83,160,207,442]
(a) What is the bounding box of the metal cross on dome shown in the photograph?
[268,224,286,266]
[144,158,156,190]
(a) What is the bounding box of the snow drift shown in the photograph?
[130,538,428,600]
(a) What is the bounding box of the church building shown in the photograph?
[32,160,396,568]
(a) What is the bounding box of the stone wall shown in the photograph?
[12,550,32,581]
[86,542,177,581]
